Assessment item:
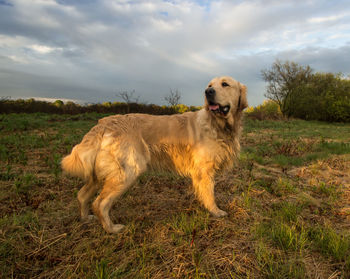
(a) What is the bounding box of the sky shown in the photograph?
[0,0,350,107]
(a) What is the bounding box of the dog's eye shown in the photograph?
[222,82,229,87]
[208,84,212,88]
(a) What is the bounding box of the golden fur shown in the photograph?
[62,76,248,233]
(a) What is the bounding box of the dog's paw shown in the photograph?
[110,224,125,234]
[212,209,228,217]
[81,215,96,222]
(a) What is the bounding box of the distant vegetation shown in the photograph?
[0,98,201,115]
[261,60,350,122]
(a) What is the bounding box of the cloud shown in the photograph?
[0,0,12,6]
[309,14,346,24]
[29,44,63,54]
[277,44,350,74]
[0,0,349,106]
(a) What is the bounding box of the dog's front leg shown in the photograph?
[191,171,227,217]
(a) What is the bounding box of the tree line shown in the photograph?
[262,60,350,122]
[0,98,201,115]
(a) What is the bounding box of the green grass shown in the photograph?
[313,181,339,199]
[269,222,308,252]
[271,201,303,223]
[244,118,350,141]
[1,113,350,278]
[169,211,209,235]
[13,172,39,194]
[318,140,350,155]
[168,211,209,246]
[256,178,297,197]
[308,226,350,264]
[255,242,306,279]
[95,259,113,279]
[0,165,14,181]
[242,118,350,166]
[256,201,308,253]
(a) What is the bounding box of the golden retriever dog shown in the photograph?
[62,76,248,233]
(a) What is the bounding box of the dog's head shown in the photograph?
[204,76,248,125]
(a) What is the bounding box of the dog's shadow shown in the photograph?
[112,172,193,225]
[108,171,236,230]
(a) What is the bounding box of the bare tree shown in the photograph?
[164,89,181,106]
[116,90,140,104]
[116,90,140,113]
[261,59,313,117]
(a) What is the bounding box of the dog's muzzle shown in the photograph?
[205,88,231,116]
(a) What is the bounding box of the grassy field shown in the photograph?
[1,113,350,278]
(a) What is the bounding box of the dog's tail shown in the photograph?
[61,126,103,180]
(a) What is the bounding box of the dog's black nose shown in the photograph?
[205,87,216,98]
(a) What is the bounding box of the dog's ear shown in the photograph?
[238,83,248,111]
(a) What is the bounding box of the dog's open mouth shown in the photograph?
[208,102,230,116]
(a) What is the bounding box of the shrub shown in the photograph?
[261,59,350,122]
[290,73,350,122]
[245,100,283,120]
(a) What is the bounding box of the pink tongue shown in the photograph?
[209,104,219,111]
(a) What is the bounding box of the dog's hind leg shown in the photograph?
[191,169,228,217]
[92,139,149,233]
[77,178,99,221]
[92,177,133,233]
